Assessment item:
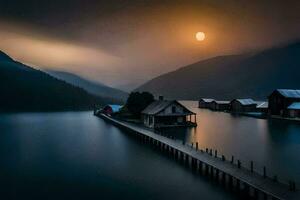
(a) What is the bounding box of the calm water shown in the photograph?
[164,101,300,185]
[0,112,237,200]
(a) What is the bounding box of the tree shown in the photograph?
[126,92,154,117]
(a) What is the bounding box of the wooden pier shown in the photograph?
[96,113,299,200]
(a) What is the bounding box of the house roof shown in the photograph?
[288,102,300,110]
[232,99,256,105]
[214,100,230,104]
[199,98,215,103]
[256,101,269,108]
[276,89,300,98]
[142,100,194,115]
[107,104,123,113]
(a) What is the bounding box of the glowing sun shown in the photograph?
[196,32,205,41]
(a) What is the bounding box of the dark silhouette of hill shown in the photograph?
[0,51,114,112]
[46,70,128,102]
[137,41,300,100]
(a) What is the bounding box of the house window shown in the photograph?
[172,106,176,113]
[149,116,153,125]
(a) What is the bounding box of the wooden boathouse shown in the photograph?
[211,100,230,111]
[95,113,299,200]
[230,99,257,113]
[268,89,300,117]
[141,100,197,128]
[198,98,215,108]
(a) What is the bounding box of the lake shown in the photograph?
[162,101,300,186]
[0,111,237,200]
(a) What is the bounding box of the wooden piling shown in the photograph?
[216,169,220,182]
[222,155,225,161]
[222,172,226,185]
[236,179,241,192]
[229,175,233,189]
[198,161,203,174]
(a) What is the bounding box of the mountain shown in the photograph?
[0,51,112,112]
[46,70,128,102]
[137,41,300,100]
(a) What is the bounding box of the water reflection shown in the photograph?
[0,112,237,200]
[161,101,300,184]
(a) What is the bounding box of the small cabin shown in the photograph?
[287,103,300,118]
[142,100,197,128]
[268,89,300,116]
[230,99,257,113]
[211,100,230,111]
[102,104,123,116]
[198,98,214,108]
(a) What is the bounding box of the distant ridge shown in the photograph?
[0,51,115,112]
[137,41,300,100]
[0,51,14,62]
[46,70,128,103]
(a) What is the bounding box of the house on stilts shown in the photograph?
[142,98,197,129]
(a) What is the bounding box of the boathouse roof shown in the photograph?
[214,100,230,104]
[232,99,256,105]
[142,100,194,115]
[276,89,300,98]
[199,98,215,103]
[288,102,300,110]
[107,104,123,113]
[256,101,269,108]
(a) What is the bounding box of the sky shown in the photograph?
[0,0,300,91]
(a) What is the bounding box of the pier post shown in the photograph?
[199,161,203,174]
[254,188,259,199]
[210,166,214,179]
[222,172,226,185]
[180,152,184,163]
[263,166,266,178]
[175,149,179,160]
[192,158,197,170]
[244,183,250,197]
[205,164,209,176]
[192,143,194,148]
[185,154,189,166]
[215,150,217,158]
[196,142,198,151]
[216,169,220,182]
[229,175,233,189]
[238,160,241,169]
[251,161,254,173]
[206,148,208,153]
[210,149,213,156]
[263,192,268,200]
[231,156,234,164]
[236,179,241,193]
[222,155,226,161]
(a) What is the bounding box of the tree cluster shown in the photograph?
[126,92,154,117]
